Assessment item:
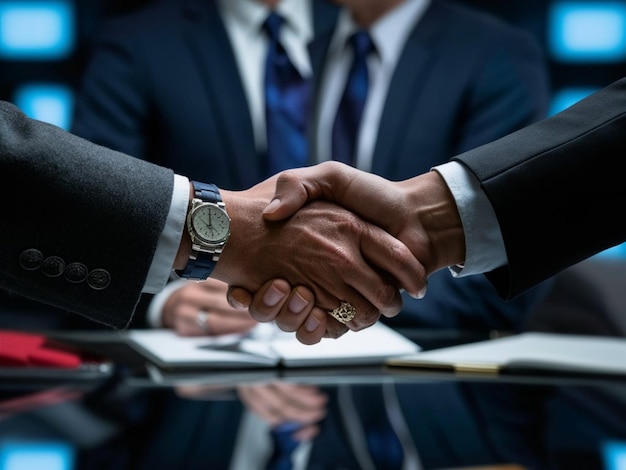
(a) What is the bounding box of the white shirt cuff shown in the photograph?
[432,161,507,276]
[146,276,189,328]
[144,174,189,293]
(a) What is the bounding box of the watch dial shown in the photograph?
[193,204,230,243]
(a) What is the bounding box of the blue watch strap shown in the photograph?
[191,181,222,204]
[180,181,224,280]
[180,252,218,280]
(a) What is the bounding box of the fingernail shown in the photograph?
[229,297,247,310]
[263,284,286,307]
[304,315,320,332]
[415,286,428,299]
[263,198,281,214]
[289,292,309,313]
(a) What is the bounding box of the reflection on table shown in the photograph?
[2,370,626,470]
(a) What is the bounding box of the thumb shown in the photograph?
[262,169,318,221]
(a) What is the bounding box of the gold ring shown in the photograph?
[329,302,356,324]
[196,311,210,333]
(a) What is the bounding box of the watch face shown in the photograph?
[191,203,230,244]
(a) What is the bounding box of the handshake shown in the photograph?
[210,161,467,345]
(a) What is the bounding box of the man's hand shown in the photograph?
[161,278,257,337]
[238,382,328,442]
[225,162,467,342]
[212,174,427,342]
[263,161,466,274]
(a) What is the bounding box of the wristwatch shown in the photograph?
[179,181,231,280]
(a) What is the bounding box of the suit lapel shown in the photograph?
[307,1,339,164]
[370,2,443,176]
[181,0,261,188]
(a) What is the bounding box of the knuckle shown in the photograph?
[330,244,356,273]
[376,282,400,310]
[374,288,402,318]
[388,240,414,270]
[349,306,381,331]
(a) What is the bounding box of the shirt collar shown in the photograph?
[217,0,313,43]
[330,0,430,65]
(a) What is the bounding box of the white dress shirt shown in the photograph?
[315,0,430,171]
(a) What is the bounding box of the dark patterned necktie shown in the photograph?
[265,422,301,470]
[331,30,375,166]
[263,12,311,177]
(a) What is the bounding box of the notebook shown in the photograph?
[128,322,420,370]
[386,332,626,377]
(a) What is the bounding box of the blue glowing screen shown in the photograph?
[604,441,626,470]
[0,1,74,60]
[14,83,74,130]
[0,441,74,470]
[549,2,626,62]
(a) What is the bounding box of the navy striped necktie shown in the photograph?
[263,12,311,177]
[332,30,375,166]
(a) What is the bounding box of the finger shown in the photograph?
[227,286,253,310]
[245,279,291,323]
[205,313,257,336]
[323,318,350,339]
[359,223,428,301]
[318,250,402,323]
[268,384,327,423]
[263,161,384,222]
[197,277,230,294]
[228,284,349,344]
[295,307,330,345]
[265,286,331,345]
[272,286,316,332]
[239,384,302,426]
[263,168,323,221]
[237,386,276,423]
[272,382,328,410]
[172,303,208,336]
[294,425,321,442]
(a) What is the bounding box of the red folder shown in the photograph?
[0,330,82,368]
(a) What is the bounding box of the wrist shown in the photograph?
[403,171,466,273]
[176,182,231,279]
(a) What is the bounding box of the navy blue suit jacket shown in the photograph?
[310,0,553,331]
[72,0,338,191]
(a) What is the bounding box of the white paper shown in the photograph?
[271,323,420,367]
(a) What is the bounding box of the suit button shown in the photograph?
[87,268,111,290]
[19,249,44,270]
[41,256,65,277]
[64,262,88,283]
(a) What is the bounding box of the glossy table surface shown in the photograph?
[1,329,625,470]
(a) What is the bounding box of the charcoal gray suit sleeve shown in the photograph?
[453,77,626,299]
[0,101,175,328]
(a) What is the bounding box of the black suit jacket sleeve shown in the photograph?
[453,77,626,298]
[0,101,175,328]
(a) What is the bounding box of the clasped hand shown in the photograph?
[217,162,465,345]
